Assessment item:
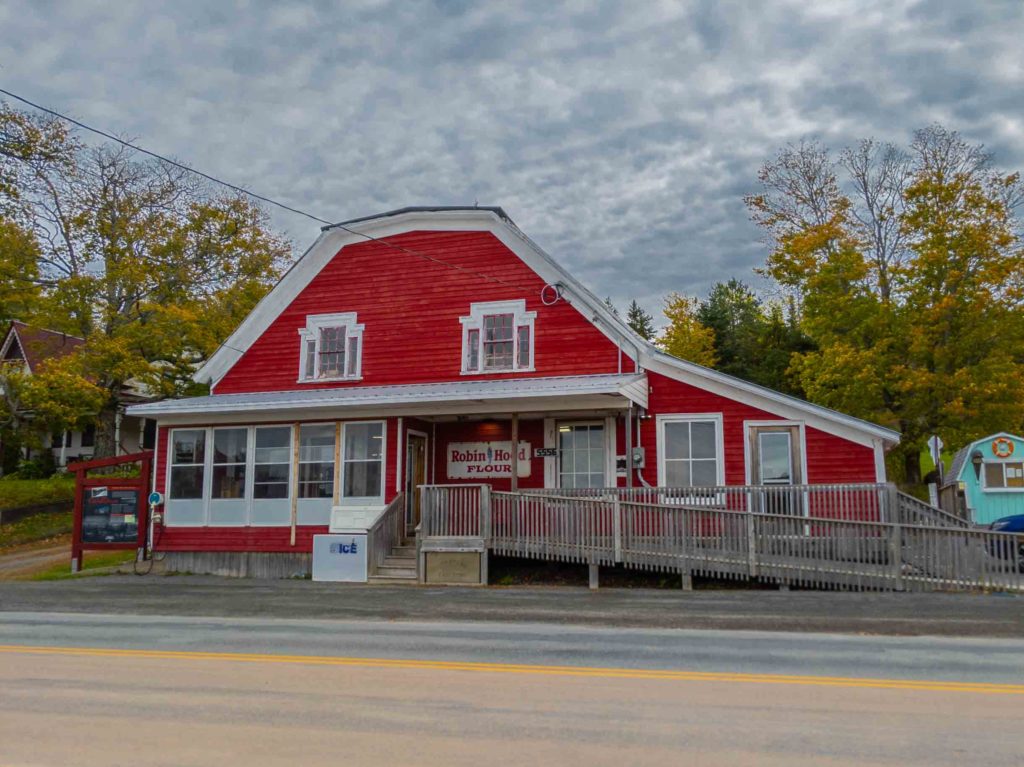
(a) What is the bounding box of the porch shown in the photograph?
[365,483,1024,593]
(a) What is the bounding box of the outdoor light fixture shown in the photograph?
[971,449,984,479]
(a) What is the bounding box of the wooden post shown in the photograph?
[70,468,84,573]
[510,413,519,493]
[746,512,758,578]
[588,563,599,590]
[889,524,904,591]
[290,423,300,547]
[624,407,634,488]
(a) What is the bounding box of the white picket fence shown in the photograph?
[419,483,1023,592]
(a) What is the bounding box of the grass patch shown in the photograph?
[0,508,73,550]
[30,550,135,580]
[0,475,75,510]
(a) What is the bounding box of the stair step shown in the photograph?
[370,567,417,580]
[380,560,415,570]
[367,575,418,585]
[391,544,416,554]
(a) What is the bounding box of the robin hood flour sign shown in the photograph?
[447,441,531,479]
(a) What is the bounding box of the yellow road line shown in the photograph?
[1,643,1021,695]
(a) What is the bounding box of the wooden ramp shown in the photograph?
[419,484,1024,593]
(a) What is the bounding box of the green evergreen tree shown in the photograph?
[626,299,656,340]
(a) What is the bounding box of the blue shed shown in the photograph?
[944,433,1024,525]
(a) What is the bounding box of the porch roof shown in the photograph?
[126,373,648,422]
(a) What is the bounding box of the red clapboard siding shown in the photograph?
[642,371,876,485]
[215,231,627,394]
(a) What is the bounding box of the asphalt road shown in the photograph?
[1,611,1022,766]
[3,575,1024,636]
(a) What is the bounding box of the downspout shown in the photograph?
[635,409,652,488]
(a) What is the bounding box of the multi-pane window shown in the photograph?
[254,426,291,499]
[169,429,205,499]
[984,462,1024,489]
[212,428,247,499]
[298,424,335,498]
[298,313,364,382]
[343,422,384,498]
[559,423,606,489]
[483,314,514,370]
[660,417,721,487]
[461,300,536,373]
[318,326,346,378]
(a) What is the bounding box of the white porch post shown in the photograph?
[510,413,519,493]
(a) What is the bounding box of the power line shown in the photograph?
[0,86,534,291]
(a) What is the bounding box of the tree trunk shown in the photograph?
[902,450,922,487]
[93,406,119,459]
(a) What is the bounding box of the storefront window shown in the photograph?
[343,421,384,498]
[254,426,291,499]
[170,429,205,499]
[299,424,335,498]
[212,428,247,499]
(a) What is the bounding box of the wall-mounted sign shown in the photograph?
[448,441,531,479]
[534,447,558,458]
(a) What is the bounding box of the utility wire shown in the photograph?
[0,87,535,291]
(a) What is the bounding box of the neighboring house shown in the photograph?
[0,320,155,467]
[942,433,1024,525]
[127,206,899,573]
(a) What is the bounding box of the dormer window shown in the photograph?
[461,300,535,374]
[298,313,364,382]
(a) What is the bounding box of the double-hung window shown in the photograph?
[298,313,364,382]
[461,300,536,374]
[657,414,724,489]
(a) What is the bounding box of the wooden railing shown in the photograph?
[367,492,405,576]
[419,484,1021,592]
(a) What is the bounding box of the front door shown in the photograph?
[405,434,427,533]
[749,425,803,514]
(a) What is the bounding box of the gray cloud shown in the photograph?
[2,0,1022,322]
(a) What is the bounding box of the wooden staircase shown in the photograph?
[368,540,418,584]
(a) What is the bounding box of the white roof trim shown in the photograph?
[0,326,29,374]
[127,373,648,420]
[194,208,898,447]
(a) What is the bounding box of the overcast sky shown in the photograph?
[2,0,1023,318]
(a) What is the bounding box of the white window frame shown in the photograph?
[460,299,536,375]
[981,460,1024,493]
[656,414,725,502]
[340,420,387,504]
[297,312,364,383]
[166,428,209,525]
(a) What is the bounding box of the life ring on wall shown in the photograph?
[992,437,1014,458]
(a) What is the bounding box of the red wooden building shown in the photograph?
[128,207,899,579]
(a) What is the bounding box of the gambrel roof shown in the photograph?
[193,207,899,448]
